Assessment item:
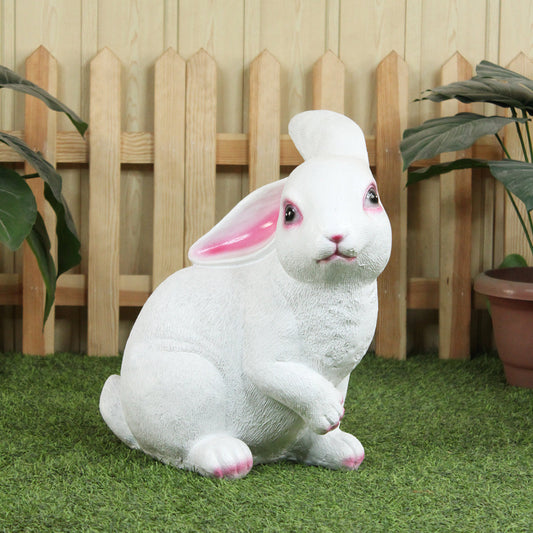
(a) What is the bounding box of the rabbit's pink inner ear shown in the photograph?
[193,205,280,259]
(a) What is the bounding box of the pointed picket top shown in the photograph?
[188,47,216,69]
[156,47,186,69]
[91,47,121,70]
[440,52,472,116]
[376,51,408,108]
[377,50,407,71]
[26,45,56,67]
[250,49,280,70]
[25,45,58,101]
[312,50,345,113]
[441,52,472,84]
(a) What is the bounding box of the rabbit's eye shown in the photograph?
[284,203,301,225]
[366,188,379,204]
[364,186,381,210]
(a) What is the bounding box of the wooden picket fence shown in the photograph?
[0,45,515,359]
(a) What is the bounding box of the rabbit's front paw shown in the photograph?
[306,389,345,435]
[185,434,253,479]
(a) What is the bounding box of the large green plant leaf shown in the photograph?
[476,60,532,82]
[487,160,533,211]
[0,131,81,274]
[0,65,88,136]
[400,113,526,169]
[407,158,533,211]
[25,212,56,324]
[420,61,533,113]
[0,167,37,250]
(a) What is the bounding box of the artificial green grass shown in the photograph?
[0,351,532,532]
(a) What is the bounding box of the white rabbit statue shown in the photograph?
[100,110,392,479]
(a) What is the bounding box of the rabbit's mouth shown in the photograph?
[317,251,356,264]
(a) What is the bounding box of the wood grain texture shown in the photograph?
[340,0,405,133]
[22,46,57,355]
[88,48,121,356]
[184,49,217,266]
[153,48,186,288]
[375,51,408,360]
[439,52,472,360]
[248,50,280,192]
[312,50,344,113]
[255,0,326,132]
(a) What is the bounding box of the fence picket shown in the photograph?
[184,49,217,266]
[375,51,408,360]
[312,50,345,113]
[439,52,473,360]
[88,48,121,356]
[153,48,186,289]
[248,50,280,191]
[22,46,57,355]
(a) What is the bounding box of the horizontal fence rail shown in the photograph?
[0,46,518,357]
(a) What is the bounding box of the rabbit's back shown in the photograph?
[124,264,247,369]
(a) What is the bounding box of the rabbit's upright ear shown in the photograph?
[288,110,369,164]
[188,178,286,266]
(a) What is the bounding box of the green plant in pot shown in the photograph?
[0,64,86,324]
[400,60,533,388]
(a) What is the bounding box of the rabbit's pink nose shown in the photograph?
[329,234,344,243]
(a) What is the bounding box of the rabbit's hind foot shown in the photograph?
[100,374,140,451]
[185,434,254,479]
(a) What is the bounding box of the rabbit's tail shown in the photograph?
[100,374,140,450]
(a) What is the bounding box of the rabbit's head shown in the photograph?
[189,110,391,284]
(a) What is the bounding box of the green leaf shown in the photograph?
[487,160,533,211]
[0,167,37,250]
[407,158,533,212]
[498,253,528,268]
[0,132,81,275]
[407,158,491,184]
[400,113,526,169]
[421,78,533,113]
[0,64,87,136]
[476,60,532,83]
[43,182,81,276]
[25,212,56,324]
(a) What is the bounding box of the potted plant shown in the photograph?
[400,60,533,388]
[0,64,86,323]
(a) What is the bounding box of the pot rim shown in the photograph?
[474,267,533,301]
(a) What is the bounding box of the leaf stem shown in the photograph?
[506,189,533,257]
[521,109,533,162]
[511,107,529,162]
[495,133,512,160]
